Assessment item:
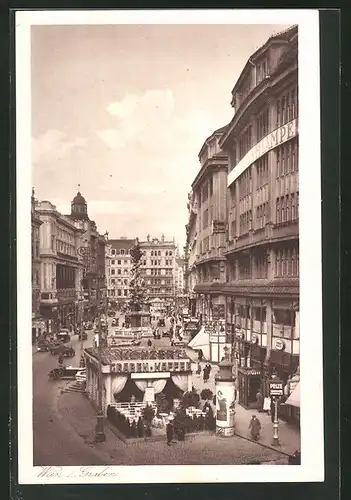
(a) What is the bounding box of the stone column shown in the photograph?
[215,355,236,437]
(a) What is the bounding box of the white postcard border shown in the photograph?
[15,9,324,484]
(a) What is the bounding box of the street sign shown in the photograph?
[269,379,284,397]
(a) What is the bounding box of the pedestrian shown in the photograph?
[147,339,152,347]
[203,365,209,383]
[256,390,264,412]
[206,363,212,378]
[196,362,202,377]
[198,349,203,362]
[166,421,174,446]
[249,415,261,441]
[58,354,64,366]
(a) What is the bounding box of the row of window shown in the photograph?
[109,289,128,297]
[229,88,298,171]
[110,268,129,276]
[276,193,299,224]
[275,247,299,277]
[239,125,253,160]
[239,210,252,235]
[256,108,269,142]
[277,88,298,128]
[256,154,269,188]
[56,240,76,257]
[256,202,270,229]
[56,227,74,244]
[150,250,173,257]
[226,245,299,280]
[110,278,129,286]
[110,259,129,266]
[276,138,299,177]
[110,248,129,256]
[146,279,173,286]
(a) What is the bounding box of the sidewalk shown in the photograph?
[186,346,300,457]
[57,391,287,465]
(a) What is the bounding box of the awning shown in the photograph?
[285,382,300,408]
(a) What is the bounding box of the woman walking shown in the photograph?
[196,362,202,378]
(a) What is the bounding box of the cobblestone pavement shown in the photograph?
[58,391,287,465]
[34,313,298,465]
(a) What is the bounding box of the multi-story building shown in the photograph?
[191,125,229,322]
[184,191,199,316]
[174,252,186,296]
[139,235,176,304]
[185,25,299,414]
[105,238,134,304]
[36,200,84,333]
[219,25,299,408]
[66,191,107,321]
[31,189,43,342]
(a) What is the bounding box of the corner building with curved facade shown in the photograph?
[188,26,300,417]
[220,25,299,410]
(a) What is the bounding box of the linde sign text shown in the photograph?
[110,359,192,374]
[228,119,298,186]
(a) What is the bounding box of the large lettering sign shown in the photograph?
[228,119,298,186]
[110,359,192,374]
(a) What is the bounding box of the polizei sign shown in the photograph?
[228,118,298,186]
[269,380,284,397]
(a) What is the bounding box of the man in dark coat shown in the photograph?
[166,421,174,446]
[249,415,261,441]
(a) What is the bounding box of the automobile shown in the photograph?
[84,321,93,330]
[49,365,82,381]
[78,331,88,341]
[162,330,171,338]
[49,343,75,357]
[75,369,87,383]
[56,330,71,343]
[37,338,50,352]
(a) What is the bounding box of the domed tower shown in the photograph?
[71,191,89,220]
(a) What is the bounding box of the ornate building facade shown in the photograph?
[185,25,299,410]
[139,235,176,303]
[31,189,43,342]
[36,200,83,333]
[105,238,134,304]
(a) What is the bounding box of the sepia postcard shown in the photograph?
[15,8,324,484]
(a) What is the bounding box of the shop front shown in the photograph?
[84,346,193,415]
[237,366,262,409]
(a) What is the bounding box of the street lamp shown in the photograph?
[77,245,105,442]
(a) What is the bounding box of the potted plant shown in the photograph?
[142,404,155,437]
[200,388,214,402]
[181,389,200,409]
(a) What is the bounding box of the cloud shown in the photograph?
[97,129,125,149]
[32,130,87,166]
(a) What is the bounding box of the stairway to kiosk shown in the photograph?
[62,380,86,394]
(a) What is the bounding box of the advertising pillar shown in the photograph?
[215,353,236,437]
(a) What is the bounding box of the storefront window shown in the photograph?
[273,308,295,339]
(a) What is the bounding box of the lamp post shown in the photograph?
[77,244,105,442]
[268,371,282,447]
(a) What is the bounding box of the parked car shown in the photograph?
[84,321,93,330]
[49,365,82,381]
[49,343,75,357]
[56,330,71,343]
[78,331,88,341]
[37,338,50,352]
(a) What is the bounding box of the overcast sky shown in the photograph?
[31,23,289,249]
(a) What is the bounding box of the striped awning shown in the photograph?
[285,382,300,408]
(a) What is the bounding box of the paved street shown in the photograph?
[33,327,104,466]
[33,313,298,465]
